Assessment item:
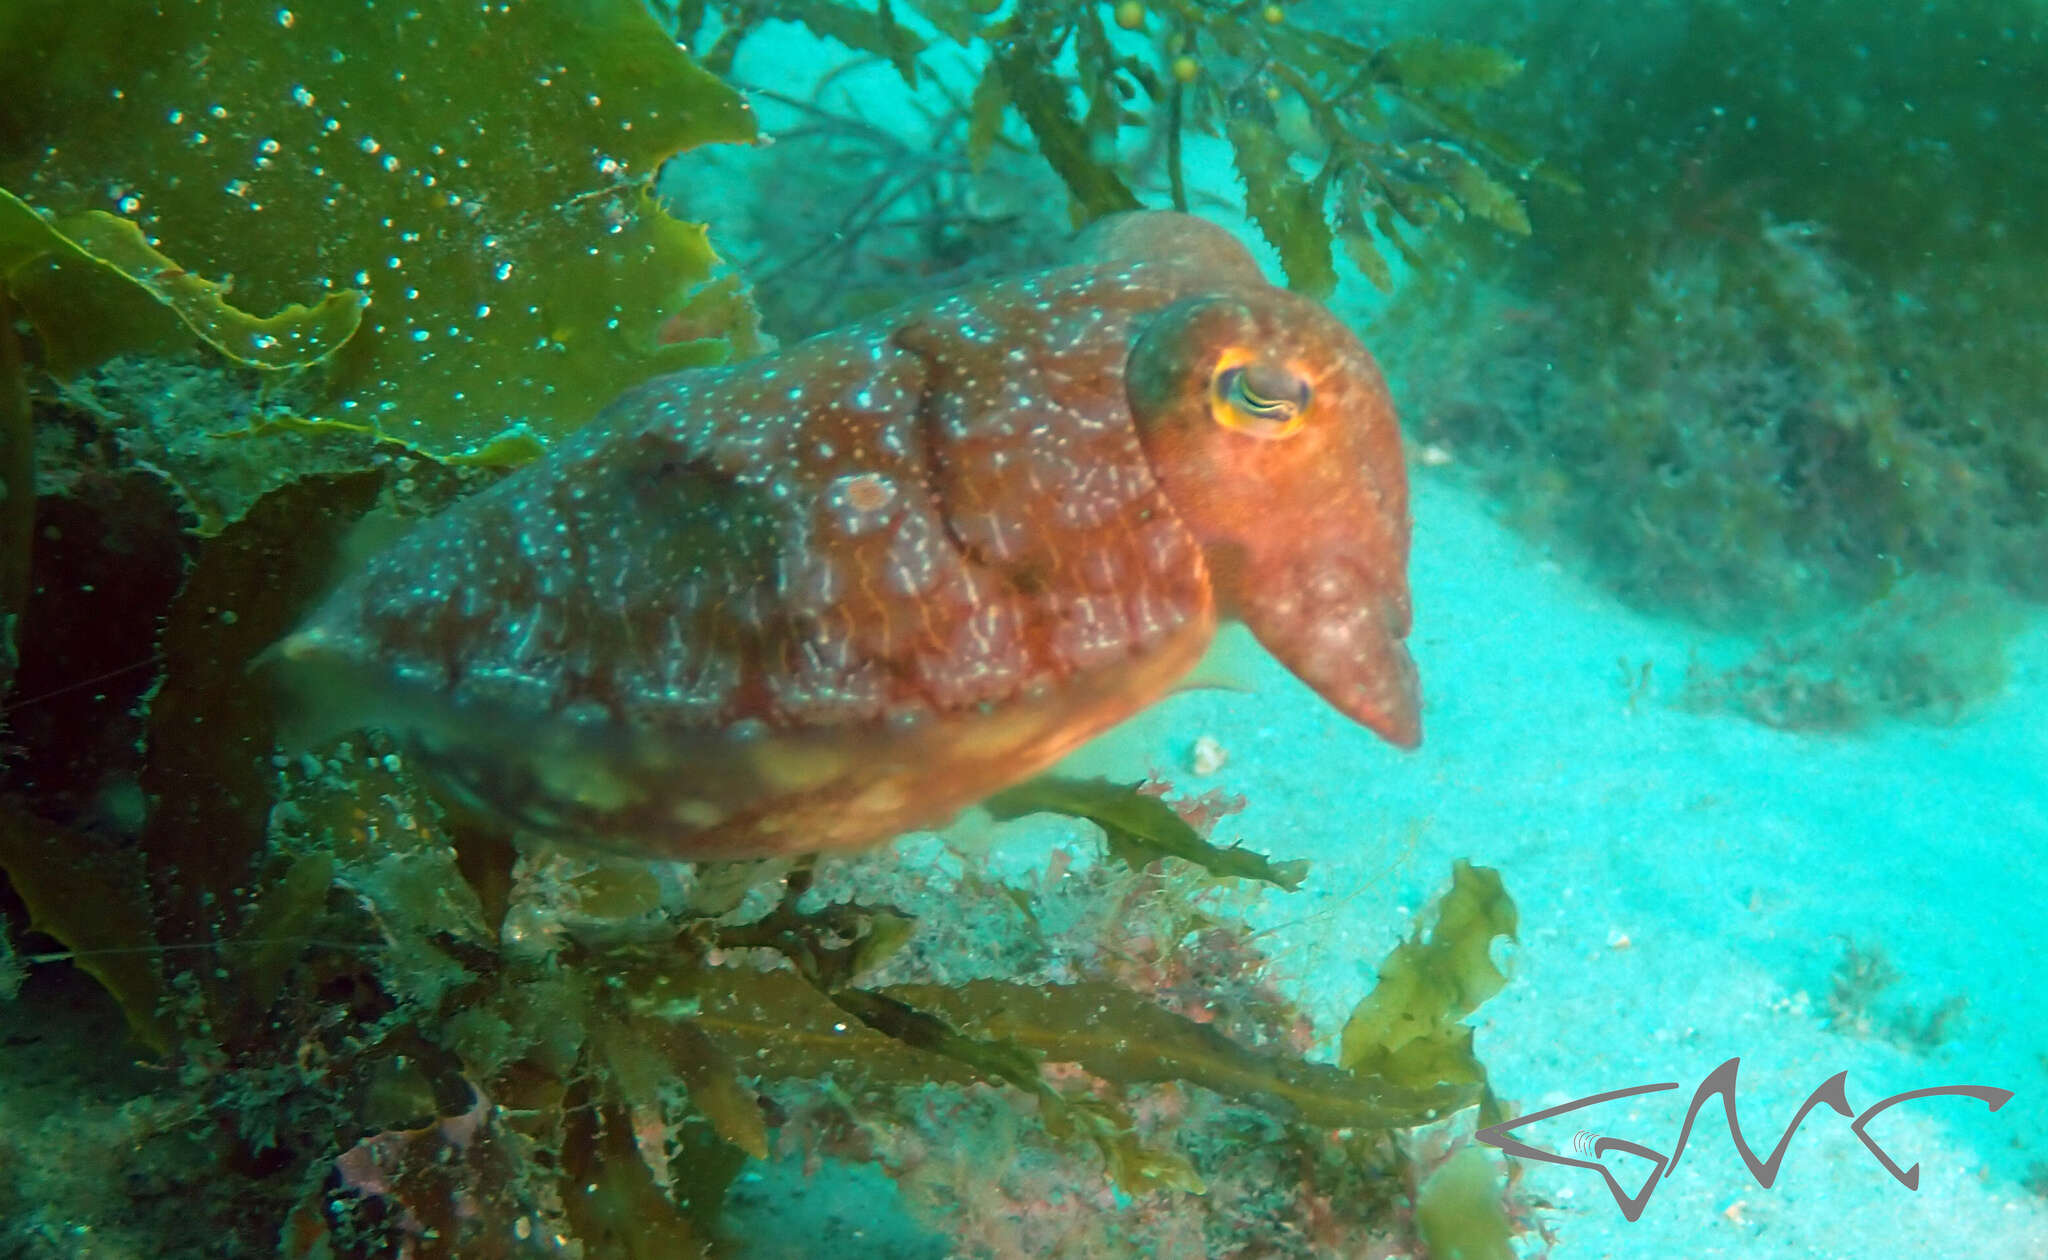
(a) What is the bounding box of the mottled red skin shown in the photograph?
[276,212,1418,859]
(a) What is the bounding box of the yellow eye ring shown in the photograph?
[1210,358,1310,438]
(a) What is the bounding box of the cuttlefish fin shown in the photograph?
[1169,624,1264,696]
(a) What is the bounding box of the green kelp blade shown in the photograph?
[991,44,1142,221]
[0,291,27,697]
[1260,23,1381,88]
[657,964,981,1085]
[560,1098,713,1258]
[837,985,1202,1196]
[0,805,172,1053]
[226,852,338,1019]
[4,0,759,458]
[624,957,1199,1195]
[887,979,1477,1131]
[1425,144,1532,236]
[1380,38,1524,93]
[1227,120,1337,298]
[903,0,981,44]
[1340,860,1517,1090]
[1342,229,1396,293]
[966,60,1011,173]
[982,776,1308,890]
[663,1020,772,1162]
[140,471,386,992]
[596,1010,769,1160]
[0,188,366,373]
[787,0,927,85]
[1416,1145,1515,1260]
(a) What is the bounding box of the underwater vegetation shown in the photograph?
[661,0,1542,332]
[1676,577,2023,733]
[1820,937,1968,1057]
[656,52,1078,342]
[2,719,1535,1256]
[3,0,760,466]
[1381,0,2045,722]
[1,2,1544,1256]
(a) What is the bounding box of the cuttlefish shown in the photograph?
[273,211,1419,860]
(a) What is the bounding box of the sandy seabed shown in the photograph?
[1059,470,2048,1258]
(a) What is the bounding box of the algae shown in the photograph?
[6,690,1541,1255]
[1342,859,1516,1095]
[1822,937,1969,1056]
[0,914,20,1001]
[1387,0,2048,642]
[1416,1145,1516,1260]
[888,978,1477,1130]
[0,804,171,1052]
[1,188,365,375]
[0,292,30,696]
[560,1096,715,1260]
[1677,578,2024,731]
[984,775,1308,889]
[682,1,1537,296]
[4,0,757,458]
[0,469,188,828]
[141,471,384,969]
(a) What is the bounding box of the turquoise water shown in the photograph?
[2,2,2044,1257]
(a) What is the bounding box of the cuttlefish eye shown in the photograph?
[1211,358,1311,438]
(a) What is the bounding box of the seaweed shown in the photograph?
[1341,859,1515,1098]
[140,471,385,979]
[984,775,1308,889]
[321,1094,528,1259]
[0,292,31,698]
[1,469,190,827]
[985,31,1144,221]
[1386,0,2048,646]
[0,912,20,1001]
[1821,937,1968,1056]
[1415,1145,1515,1260]
[1676,578,2022,731]
[676,1,1538,296]
[670,63,1074,340]
[886,978,1477,1130]
[559,1094,716,1260]
[3,0,757,458]
[6,686,1538,1256]
[0,188,366,375]
[1228,118,1336,298]
[0,804,171,1052]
